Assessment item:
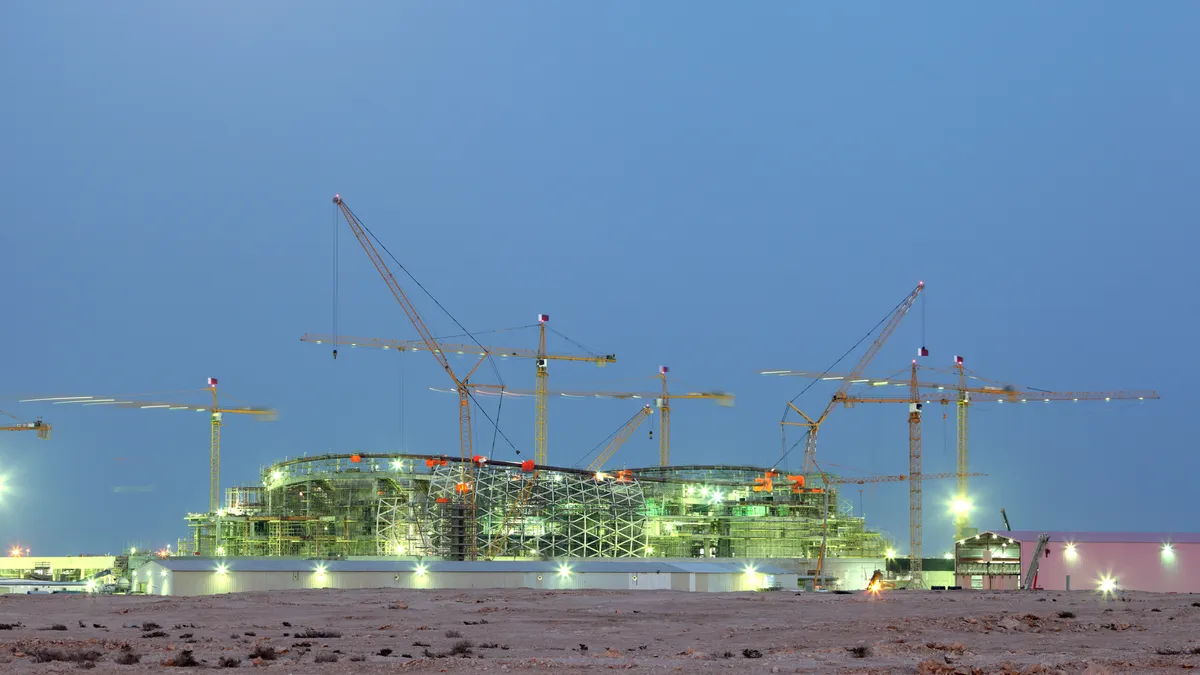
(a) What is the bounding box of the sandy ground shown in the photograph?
[1,588,1198,673]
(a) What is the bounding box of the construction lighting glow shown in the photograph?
[1064,543,1078,561]
[414,562,427,577]
[885,548,896,560]
[271,470,283,482]
[215,563,228,576]
[1097,575,1117,594]
[10,546,23,557]
[743,564,759,588]
[949,497,972,517]
[314,564,327,579]
[943,553,954,560]
[215,546,226,557]
[86,579,96,593]
[1162,543,1175,563]
[557,562,572,578]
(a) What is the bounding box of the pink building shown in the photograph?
[955,530,1200,593]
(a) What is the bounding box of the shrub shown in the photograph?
[249,644,277,661]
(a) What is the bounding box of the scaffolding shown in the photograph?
[178,454,888,564]
[635,466,887,560]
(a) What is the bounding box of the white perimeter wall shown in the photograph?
[144,568,796,597]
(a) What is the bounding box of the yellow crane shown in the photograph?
[836,363,1155,585]
[773,282,925,473]
[300,314,616,465]
[443,367,733,466]
[332,194,501,560]
[1,410,50,439]
[20,378,275,512]
[936,355,1157,539]
[769,360,1159,539]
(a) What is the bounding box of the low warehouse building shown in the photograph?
[955,530,1200,593]
[134,559,797,596]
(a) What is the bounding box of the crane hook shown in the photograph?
[332,349,338,360]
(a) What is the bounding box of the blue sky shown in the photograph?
[1,2,1195,558]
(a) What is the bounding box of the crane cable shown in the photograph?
[340,202,521,459]
[570,407,648,469]
[775,290,917,470]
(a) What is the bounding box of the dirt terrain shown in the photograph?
[1,587,1197,673]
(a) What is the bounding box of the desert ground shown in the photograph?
[1,587,1198,673]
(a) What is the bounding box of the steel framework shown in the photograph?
[180,454,889,571]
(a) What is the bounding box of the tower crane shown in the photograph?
[20,378,274,513]
[440,367,734,466]
[331,194,493,560]
[936,355,1157,539]
[835,362,1156,586]
[300,314,616,465]
[776,282,925,474]
[1,410,51,439]
[769,359,1159,539]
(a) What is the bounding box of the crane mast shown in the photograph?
[906,360,924,588]
[332,194,483,559]
[954,356,969,539]
[657,366,670,466]
[535,315,549,464]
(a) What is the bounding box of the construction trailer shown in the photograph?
[0,556,121,583]
[177,454,887,587]
[956,530,1200,593]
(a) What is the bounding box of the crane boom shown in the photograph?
[302,325,617,466]
[332,196,456,380]
[0,410,51,440]
[825,471,985,485]
[787,282,925,472]
[21,384,274,513]
[441,371,733,467]
[587,406,653,472]
[332,194,483,559]
[300,332,615,364]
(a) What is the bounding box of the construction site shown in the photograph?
[5,194,1161,594]
[179,454,888,564]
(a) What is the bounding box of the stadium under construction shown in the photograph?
[177,453,887,577]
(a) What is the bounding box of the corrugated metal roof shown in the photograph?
[144,558,794,576]
[979,530,1200,545]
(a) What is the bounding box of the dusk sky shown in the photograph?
[1,2,1195,558]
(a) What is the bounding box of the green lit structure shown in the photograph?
[181,454,887,563]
